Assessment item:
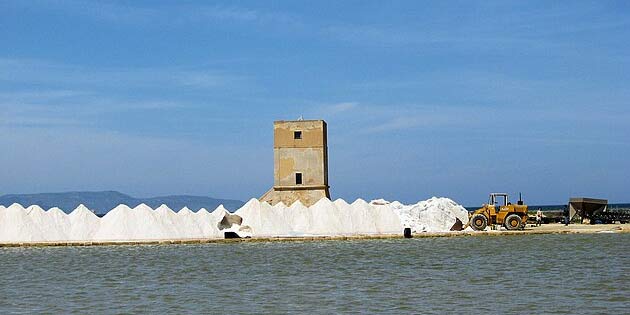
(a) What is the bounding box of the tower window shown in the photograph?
[294,131,302,139]
[295,173,303,185]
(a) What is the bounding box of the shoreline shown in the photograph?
[1,224,628,248]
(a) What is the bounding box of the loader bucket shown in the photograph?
[450,217,464,231]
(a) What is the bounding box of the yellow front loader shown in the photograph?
[465,193,528,231]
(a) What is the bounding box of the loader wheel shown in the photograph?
[470,214,487,231]
[505,214,522,231]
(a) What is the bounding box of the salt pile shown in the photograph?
[0,203,228,243]
[379,197,469,233]
[234,198,404,237]
[68,205,100,240]
[0,197,469,243]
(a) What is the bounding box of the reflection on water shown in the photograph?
[1,234,629,314]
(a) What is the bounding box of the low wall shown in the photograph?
[1,224,628,248]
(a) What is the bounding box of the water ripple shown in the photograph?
[1,234,628,314]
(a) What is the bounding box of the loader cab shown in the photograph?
[488,193,509,213]
[489,193,509,206]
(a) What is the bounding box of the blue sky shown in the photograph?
[1,1,629,205]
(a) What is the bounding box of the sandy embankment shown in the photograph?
[2,224,628,247]
[523,223,630,233]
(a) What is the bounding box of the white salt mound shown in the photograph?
[92,204,225,241]
[0,197,469,243]
[0,204,43,242]
[68,205,100,241]
[382,197,469,233]
[234,198,403,237]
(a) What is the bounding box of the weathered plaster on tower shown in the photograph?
[260,120,330,207]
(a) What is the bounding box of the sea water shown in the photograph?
[1,234,628,314]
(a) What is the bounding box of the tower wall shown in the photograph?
[260,120,330,207]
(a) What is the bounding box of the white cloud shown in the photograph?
[326,102,358,114]
[365,116,424,133]
[0,58,245,90]
[332,102,357,111]
[0,126,267,199]
[13,1,300,27]
[0,92,187,129]
[307,102,475,135]
[196,6,261,22]
[174,72,241,88]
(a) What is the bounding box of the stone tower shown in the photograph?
[260,120,330,207]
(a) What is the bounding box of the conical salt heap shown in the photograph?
[68,205,99,240]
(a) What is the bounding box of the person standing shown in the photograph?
[536,208,543,226]
[563,206,570,226]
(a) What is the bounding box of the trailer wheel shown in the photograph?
[505,214,522,231]
[470,214,487,231]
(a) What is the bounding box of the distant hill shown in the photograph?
[0,191,245,214]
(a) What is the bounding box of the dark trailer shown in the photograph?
[568,197,607,223]
[568,197,630,224]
